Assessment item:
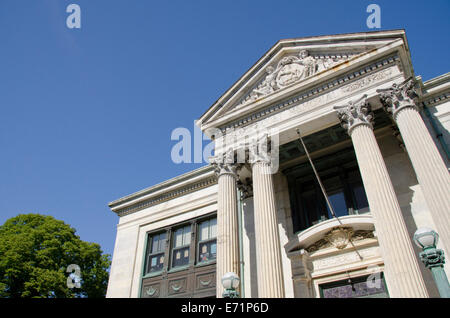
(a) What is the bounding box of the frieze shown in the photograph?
[342,68,392,93]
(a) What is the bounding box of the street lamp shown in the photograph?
[413,227,450,298]
[221,272,240,298]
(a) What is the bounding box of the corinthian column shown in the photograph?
[378,79,450,258]
[335,95,428,298]
[249,140,285,298]
[211,151,241,298]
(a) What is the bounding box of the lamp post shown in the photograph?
[413,227,450,298]
[221,272,240,298]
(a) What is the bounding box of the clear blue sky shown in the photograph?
[0,0,449,259]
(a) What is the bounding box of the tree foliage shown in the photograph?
[0,214,110,298]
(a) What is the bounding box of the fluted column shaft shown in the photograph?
[216,172,240,297]
[378,79,450,259]
[394,107,450,256]
[252,161,285,298]
[335,95,428,297]
[351,124,428,297]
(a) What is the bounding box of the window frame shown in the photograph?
[319,273,389,298]
[170,224,192,269]
[145,231,167,275]
[196,217,217,265]
[287,151,370,233]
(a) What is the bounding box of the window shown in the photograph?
[287,152,370,233]
[142,214,217,278]
[198,218,217,263]
[320,274,388,298]
[351,182,369,213]
[145,232,166,274]
[171,225,191,268]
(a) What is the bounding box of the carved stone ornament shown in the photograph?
[241,50,347,105]
[209,148,241,179]
[144,285,159,297]
[305,227,374,253]
[324,227,354,249]
[376,77,420,121]
[248,136,272,166]
[334,94,374,135]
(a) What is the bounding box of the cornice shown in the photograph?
[115,175,217,217]
[420,72,450,108]
[422,91,450,108]
[109,165,216,216]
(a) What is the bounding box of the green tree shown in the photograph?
[0,214,110,298]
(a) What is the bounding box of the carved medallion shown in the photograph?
[276,59,306,87]
[239,50,348,105]
[324,227,354,249]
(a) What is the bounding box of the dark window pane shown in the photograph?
[147,253,164,273]
[321,274,388,298]
[172,246,190,268]
[352,184,369,211]
[198,240,217,263]
[302,189,327,227]
[326,190,348,218]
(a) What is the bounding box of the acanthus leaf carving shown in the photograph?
[377,77,420,120]
[334,94,374,135]
[210,148,241,179]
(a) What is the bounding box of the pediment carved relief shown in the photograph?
[237,50,352,107]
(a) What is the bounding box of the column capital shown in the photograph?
[377,78,420,121]
[248,135,272,166]
[210,149,241,179]
[334,94,374,135]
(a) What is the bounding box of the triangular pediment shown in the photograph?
[198,30,411,132]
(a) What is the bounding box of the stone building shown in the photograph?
[106,30,450,298]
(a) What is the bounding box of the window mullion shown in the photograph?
[189,221,196,266]
[163,229,171,273]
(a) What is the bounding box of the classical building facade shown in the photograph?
[106,30,450,298]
